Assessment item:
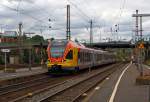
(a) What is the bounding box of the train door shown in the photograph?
[73,48,78,66]
[92,51,95,67]
[78,50,84,69]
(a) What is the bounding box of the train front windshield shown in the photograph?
[50,40,67,58]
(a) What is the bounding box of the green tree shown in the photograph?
[30,35,44,43]
[50,37,54,41]
[0,55,4,64]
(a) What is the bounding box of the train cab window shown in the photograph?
[66,50,73,59]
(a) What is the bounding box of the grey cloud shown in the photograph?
[0,0,150,42]
[8,0,35,3]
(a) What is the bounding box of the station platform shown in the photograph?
[0,67,47,81]
[83,63,149,102]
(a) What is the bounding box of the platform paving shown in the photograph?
[84,63,149,102]
[0,67,47,81]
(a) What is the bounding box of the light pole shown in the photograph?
[24,32,34,71]
[4,52,7,71]
[115,24,119,41]
[99,27,102,42]
[29,43,31,71]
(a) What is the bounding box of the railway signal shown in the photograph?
[138,43,144,49]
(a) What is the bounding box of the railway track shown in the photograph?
[42,64,126,102]
[6,63,125,102]
[0,73,74,102]
[0,73,48,87]
[0,75,49,96]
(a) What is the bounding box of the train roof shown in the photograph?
[50,39,85,48]
[50,39,114,54]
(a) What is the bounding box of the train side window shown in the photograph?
[78,52,80,59]
[82,52,84,62]
[79,52,81,62]
[80,52,82,62]
[83,52,85,62]
[66,50,73,59]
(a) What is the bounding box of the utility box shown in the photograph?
[10,56,19,64]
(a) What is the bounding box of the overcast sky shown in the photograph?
[0,0,150,42]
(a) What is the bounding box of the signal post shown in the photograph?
[132,10,150,76]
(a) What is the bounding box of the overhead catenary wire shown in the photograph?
[112,0,127,26]
[70,0,91,17]
[10,0,55,21]
[69,0,107,42]
[0,0,93,40]
[1,0,132,41]
[2,1,95,32]
[0,2,57,33]
[68,1,90,22]
[19,0,56,21]
[17,0,22,12]
[107,0,127,41]
[0,3,48,24]
[0,1,58,28]
[68,1,103,32]
[16,1,67,31]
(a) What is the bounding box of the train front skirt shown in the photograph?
[48,65,79,74]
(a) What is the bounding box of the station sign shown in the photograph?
[1,49,10,53]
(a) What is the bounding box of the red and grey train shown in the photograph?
[47,39,116,73]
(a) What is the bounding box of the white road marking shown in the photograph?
[11,74,16,76]
[95,87,100,90]
[144,65,150,70]
[82,93,87,96]
[108,63,131,102]
[82,77,108,102]
[106,77,110,80]
[147,67,150,70]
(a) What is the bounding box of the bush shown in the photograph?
[0,55,4,64]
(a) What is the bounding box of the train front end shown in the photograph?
[47,39,78,74]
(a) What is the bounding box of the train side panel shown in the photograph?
[47,47,78,71]
[77,49,93,70]
[47,39,116,73]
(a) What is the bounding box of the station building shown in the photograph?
[0,31,18,43]
[0,31,19,65]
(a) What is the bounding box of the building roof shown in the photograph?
[0,31,18,38]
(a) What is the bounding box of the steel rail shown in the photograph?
[0,76,50,96]
[0,75,48,93]
[42,64,126,102]
[10,63,121,102]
